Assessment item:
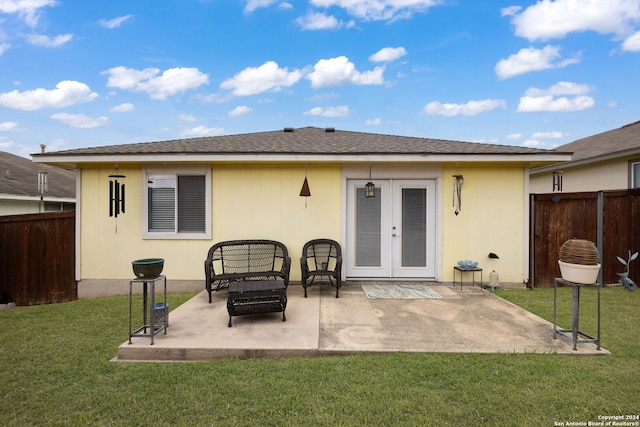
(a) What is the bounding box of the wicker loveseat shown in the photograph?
[204,239,291,302]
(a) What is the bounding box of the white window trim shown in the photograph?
[631,160,640,189]
[142,165,211,240]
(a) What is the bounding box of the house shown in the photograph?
[31,127,570,298]
[530,120,640,193]
[0,151,75,216]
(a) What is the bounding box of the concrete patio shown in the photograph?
[116,282,608,361]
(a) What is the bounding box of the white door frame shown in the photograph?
[345,177,438,279]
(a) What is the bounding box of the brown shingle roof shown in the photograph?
[0,151,75,198]
[555,120,640,163]
[32,126,560,157]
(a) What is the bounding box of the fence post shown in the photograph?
[597,191,604,285]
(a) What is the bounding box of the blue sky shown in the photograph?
[1,0,639,158]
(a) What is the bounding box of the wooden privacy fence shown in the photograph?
[0,211,76,306]
[531,189,640,288]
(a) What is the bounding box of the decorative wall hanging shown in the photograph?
[300,164,311,208]
[299,169,311,197]
[109,166,126,218]
[365,165,375,198]
[452,174,463,215]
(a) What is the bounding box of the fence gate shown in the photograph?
[0,211,76,305]
[531,190,640,288]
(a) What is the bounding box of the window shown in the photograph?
[143,167,211,239]
[632,161,640,189]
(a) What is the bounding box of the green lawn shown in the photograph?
[1,287,638,426]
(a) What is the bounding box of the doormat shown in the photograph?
[361,284,442,300]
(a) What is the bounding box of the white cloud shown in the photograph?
[179,114,197,122]
[220,61,302,96]
[531,131,567,139]
[0,80,98,111]
[622,31,640,51]
[508,0,640,41]
[422,99,506,116]
[506,133,522,140]
[518,96,594,112]
[296,12,341,30]
[0,0,57,26]
[0,42,10,55]
[181,125,225,137]
[103,66,209,100]
[366,117,382,125]
[517,82,595,112]
[307,56,385,87]
[525,81,592,96]
[310,0,441,22]
[0,135,15,149]
[50,113,108,128]
[495,45,579,79]
[26,33,73,47]
[99,15,133,29]
[109,102,135,112]
[304,105,351,117]
[500,6,522,17]
[244,0,277,13]
[369,46,407,62]
[228,105,253,117]
[0,121,18,131]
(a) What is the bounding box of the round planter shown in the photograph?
[132,258,164,279]
[558,260,600,284]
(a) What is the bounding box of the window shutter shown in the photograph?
[177,175,206,232]
[148,187,175,231]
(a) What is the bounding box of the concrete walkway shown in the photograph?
[116,282,607,361]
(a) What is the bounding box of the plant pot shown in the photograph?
[558,260,600,284]
[132,258,164,279]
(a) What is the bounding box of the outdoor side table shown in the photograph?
[453,266,483,290]
[553,278,600,351]
[227,280,287,327]
[129,275,167,345]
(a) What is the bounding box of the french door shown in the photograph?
[346,179,436,278]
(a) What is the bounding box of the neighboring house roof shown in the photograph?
[32,126,570,167]
[0,151,75,200]
[531,120,640,174]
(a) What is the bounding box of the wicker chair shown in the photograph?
[300,239,342,298]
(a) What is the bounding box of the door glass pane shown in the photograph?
[633,162,640,188]
[402,188,426,267]
[355,187,381,267]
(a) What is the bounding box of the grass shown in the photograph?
[0,287,638,426]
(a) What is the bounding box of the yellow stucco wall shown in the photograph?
[79,164,342,282]
[441,165,525,284]
[79,162,527,286]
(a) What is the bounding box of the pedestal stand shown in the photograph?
[129,275,167,345]
[553,278,600,351]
